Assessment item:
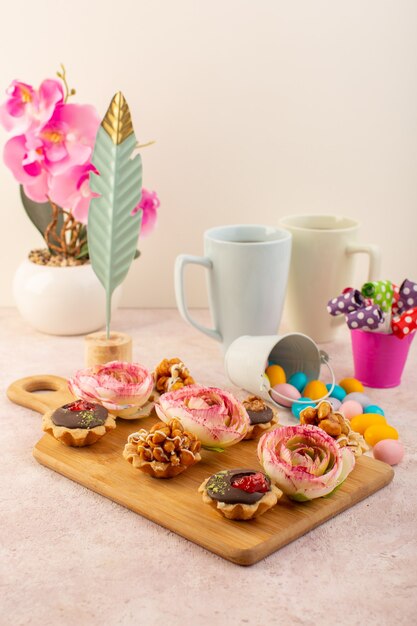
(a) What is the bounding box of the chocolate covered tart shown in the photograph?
[198,469,282,520]
[42,400,116,447]
[242,396,279,440]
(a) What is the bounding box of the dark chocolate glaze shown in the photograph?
[51,402,108,429]
[206,469,271,505]
[246,406,273,425]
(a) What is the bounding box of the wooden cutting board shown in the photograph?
[8,375,394,566]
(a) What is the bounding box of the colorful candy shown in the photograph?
[364,424,399,447]
[343,392,372,409]
[326,383,346,402]
[265,365,286,387]
[264,365,401,462]
[303,380,328,401]
[271,383,301,407]
[288,372,307,393]
[291,397,315,419]
[267,367,390,437]
[364,405,384,416]
[350,413,387,435]
[373,440,404,465]
[339,377,364,394]
[339,400,363,420]
[328,397,342,411]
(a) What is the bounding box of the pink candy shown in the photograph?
[373,440,404,465]
[339,400,363,420]
[271,383,301,407]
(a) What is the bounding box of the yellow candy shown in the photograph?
[364,424,399,447]
[265,365,286,387]
[350,413,387,435]
[338,377,364,394]
[303,380,328,401]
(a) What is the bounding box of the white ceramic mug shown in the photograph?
[174,224,292,352]
[279,215,381,343]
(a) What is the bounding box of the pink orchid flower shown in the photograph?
[19,103,100,177]
[1,75,158,230]
[3,134,49,201]
[23,168,50,203]
[39,103,100,174]
[3,101,100,206]
[3,134,41,183]
[156,385,250,449]
[49,163,99,224]
[0,79,63,134]
[131,188,160,237]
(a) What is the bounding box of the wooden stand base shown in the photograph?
[84,331,132,367]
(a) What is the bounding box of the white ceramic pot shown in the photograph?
[13,259,122,336]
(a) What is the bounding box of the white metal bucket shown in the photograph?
[224,333,335,407]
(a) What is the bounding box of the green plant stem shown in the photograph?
[56,63,76,103]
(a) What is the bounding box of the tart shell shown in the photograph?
[123,441,201,478]
[243,414,279,440]
[42,409,116,447]
[242,400,279,441]
[198,478,282,520]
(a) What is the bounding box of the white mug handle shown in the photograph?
[174,255,222,342]
[346,243,381,281]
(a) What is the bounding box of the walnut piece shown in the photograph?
[154,358,195,393]
[242,395,267,413]
[300,402,342,437]
[299,401,368,456]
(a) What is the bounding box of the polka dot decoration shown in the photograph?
[327,278,417,340]
[392,308,417,338]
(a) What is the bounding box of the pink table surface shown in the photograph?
[1,307,416,626]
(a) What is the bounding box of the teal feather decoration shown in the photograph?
[88,92,143,338]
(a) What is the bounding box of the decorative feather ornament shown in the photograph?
[88,92,143,338]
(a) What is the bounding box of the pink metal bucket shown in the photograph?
[350,329,415,388]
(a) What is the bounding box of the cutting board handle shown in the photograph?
[7,375,71,415]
